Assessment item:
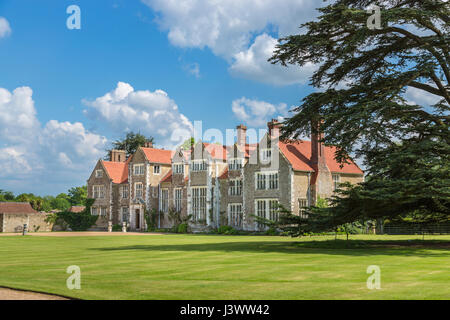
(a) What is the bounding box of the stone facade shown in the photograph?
[86,122,364,232]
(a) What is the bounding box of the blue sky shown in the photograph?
[0,0,438,196]
[0,0,323,195]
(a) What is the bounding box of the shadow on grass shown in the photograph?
[92,239,450,257]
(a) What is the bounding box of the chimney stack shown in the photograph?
[310,121,326,169]
[236,124,247,147]
[267,119,281,140]
[110,149,127,162]
[143,141,153,148]
[310,120,332,205]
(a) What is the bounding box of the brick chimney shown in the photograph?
[236,124,247,147]
[110,149,127,162]
[143,141,153,148]
[267,119,281,140]
[310,120,332,204]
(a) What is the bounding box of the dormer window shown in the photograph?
[228,158,243,171]
[154,165,160,175]
[260,148,272,163]
[191,160,207,172]
[95,170,103,178]
[173,163,184,174]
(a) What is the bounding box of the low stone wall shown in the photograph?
[1,213,53,233]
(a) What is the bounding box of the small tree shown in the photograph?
[107,132,154,157]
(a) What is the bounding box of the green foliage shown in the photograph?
[68,186,87,206]
[217,225,238,235]
[180,137,195,150]
[270,0,450,228]
[177,223,188,234]
[144,208,158,231]
[56,199,98,231]
[112,224,122,232]
[316,196,328,209]
[167,208,192,233]
[108,132,154,157]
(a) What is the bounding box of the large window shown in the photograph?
[260,148,272,163]
[298,198,308,218]
[229,179,242,196]
[174,188,183,212]
[161,189,169,213]
[120,185,129,199]
[133,164,145,175]
[91,207,98,216]
[93,185,105,199]
[256,199,279,229]
[228,158,243,171]
[173,163,184,174]
[255,172,278,190]
[333,174,341,191]
[135,182,143,199]
[191,160,207,172]
[100,207,107,217]
[192,187,207,221]
[121,207,129,223]
[228,203,243,228]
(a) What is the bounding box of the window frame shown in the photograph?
[135,182,143,199]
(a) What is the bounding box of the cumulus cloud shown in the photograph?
[142,0,321,85]
[0,86,107,194]
[232,97,290,127]
[404,86,443,107]
[0,17,11,38]
[229,33,315,85]
[83,81,193,148]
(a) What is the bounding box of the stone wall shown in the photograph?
[1,213,53,233]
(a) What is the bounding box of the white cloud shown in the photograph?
[232,97,289,127]
[142,0,321,85]
[184,62,201,78]
[404,86,442,106]
[229,33,315,85]
[0,17,11,38]
[0,86,107,194]
[83,81,193,148]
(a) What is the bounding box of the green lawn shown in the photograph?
[0,234,449,299]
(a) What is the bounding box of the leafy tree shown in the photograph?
[108,132,154,157]
[56,198,98,231]
[180,137,195,150]
[68,186,87,206]
[0,189,14,201]
[50,197,71,211]
[270,0,449,229]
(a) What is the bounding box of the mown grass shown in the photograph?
[0,234,449,299]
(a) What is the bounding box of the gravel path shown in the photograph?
[0,287,69,300]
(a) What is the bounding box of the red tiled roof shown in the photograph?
[279,140,363,174]
[102,160,129,184]
[68,206,85,213]
[0,202,37,214]
[218,167,228,179]
[141,147,172,164]
[161,170,173,183]
[203,143,228,161]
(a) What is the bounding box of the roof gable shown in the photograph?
[141,147,172,164]
[0,202,37,214]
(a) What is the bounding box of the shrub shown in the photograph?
[217,225,237,235]
[177,223,188,234]
[112,224,122,232]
